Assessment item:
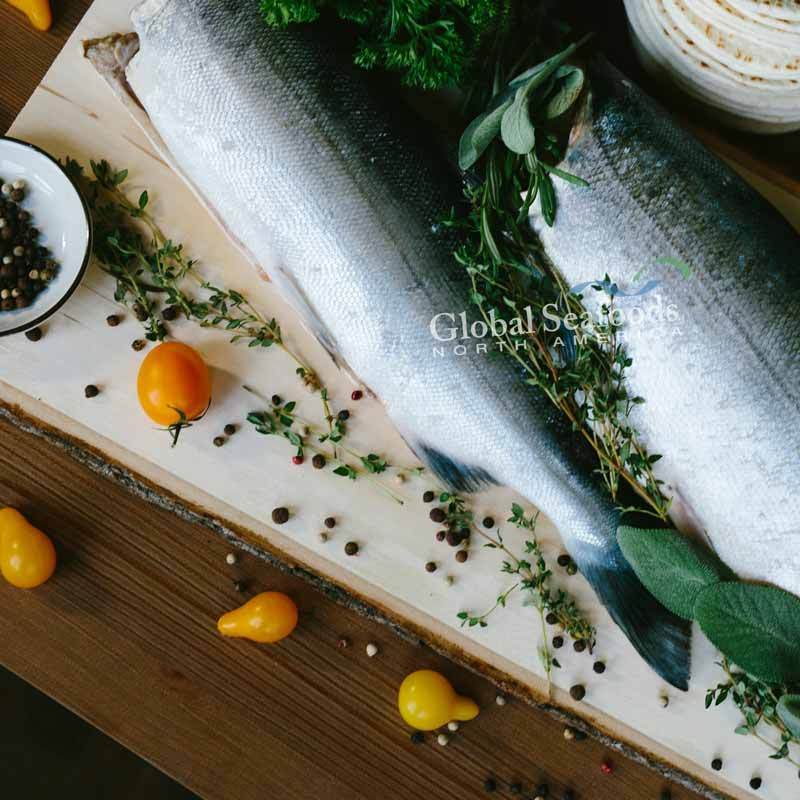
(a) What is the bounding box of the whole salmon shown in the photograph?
[531,58,800,597]
[87,0,691,688]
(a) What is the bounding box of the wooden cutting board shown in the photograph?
[3,3,799,799]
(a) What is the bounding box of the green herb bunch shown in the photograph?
[260,0,507,89]
[619,525,800,766]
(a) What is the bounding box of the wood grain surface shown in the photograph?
[0,408,698,800]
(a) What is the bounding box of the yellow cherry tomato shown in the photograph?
[137,341,212,427]
[398,670,479,731]
[7,0,52,31]
[0,508,56,589]
[217,592,298,644]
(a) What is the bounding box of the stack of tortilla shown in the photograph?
[624,0,800,133]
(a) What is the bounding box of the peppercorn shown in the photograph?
[162,305,179,321]
[535,783,549,797]
[132,302,148,321]
[425,561,437,573]
[552,636,564,649]
[324,516,336,529]
[509,783,522,795]
[351,389,363,401]
[84,384,99,399]
[233,580,247,593]
[749,778,762,791]
[132,339,146,351]
[430,508,446,523]
[573,639,586,653]
[557,554,571,567]
[213,436,225,447]
[566,562,578,576]
[106,314,121,327]
[24,326,42,342]
[593,661,606,674]
[483,777,497,793]
[482,516,495,528]
[410,731,424,744]
[711,758,723,772]
[445,529,461,547]
[435,530,446,542]
[569,684,586,702]
[337,409,350,422]
[455,550,468,563]
[271,394,281,406]
[224,424,236,436]
[271,507,290,525]
[423,490,435,503]
[344,541,359,556]
[573,729,587,741]
[10,189,24,203]
[312,453,326,469]
[545,612,557,625]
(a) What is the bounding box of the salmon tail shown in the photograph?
[581,555,692,690]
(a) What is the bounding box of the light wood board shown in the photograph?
[3,2,800,798]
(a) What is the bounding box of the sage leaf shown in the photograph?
[543,65,585,119]
[459,97,513,170]
[617,526,728,619]
[777,695,800,738]
[695,583,800,684]
[501,85,537,155]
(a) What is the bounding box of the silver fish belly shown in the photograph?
[531,57,800,596]
[120,0,690,687]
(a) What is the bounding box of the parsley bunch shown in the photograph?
[260,0,507,89]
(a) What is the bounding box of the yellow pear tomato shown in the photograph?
[217,592,298,643]
[398,670,479,730]
[0,507,57,589]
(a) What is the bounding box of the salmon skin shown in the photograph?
[93,0,692,689]
[531,57,800,598]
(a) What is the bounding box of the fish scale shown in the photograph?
[531,58,800,596]
[114,0,691,688]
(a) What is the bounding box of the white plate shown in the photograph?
[0,137,91,336]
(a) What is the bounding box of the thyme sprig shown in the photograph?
[458,501,594,694]
[706,659,800,769]
[245,395,411,504]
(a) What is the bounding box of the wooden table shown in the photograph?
[1,3,774,799]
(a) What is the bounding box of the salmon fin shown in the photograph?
[415,444,497,494]
[581,556,692,690]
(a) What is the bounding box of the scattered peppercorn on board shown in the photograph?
[2,3,800,800]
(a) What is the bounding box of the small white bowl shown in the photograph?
[0,137,91,337]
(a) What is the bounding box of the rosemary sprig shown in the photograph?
[706,659,800,769]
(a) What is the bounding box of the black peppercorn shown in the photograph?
[557,553,571,567]
[133,302,148,321]
[569,684,586,702]
[224,424,237,436]
[573,639,586,653]
[213,436,225,447]
[509,783,522,795]
[106,314,121,327]
[410,731,424,744]
[711,758,723,772]
[445,529,461,547]
[593,661,606,674]
[324,516,336,529]
[312,453,327,469]
[749,777,762,791]
[132,339,146,351]
[425,561,437,573]
[483,777,497,793]
[271,507,290,525]
[430,508,446,523]
[337,409,350,422]
[545,612,557,625]
[344,541,359,556]
[423,490,435,503]
[455,550,468,563]
[24,326,42,342]
[482,516,495,529]
[552,635,564,649]
[271,394,281,406]
[162,305,179,321]
[84,384,99,399]
[435,530,446,542]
